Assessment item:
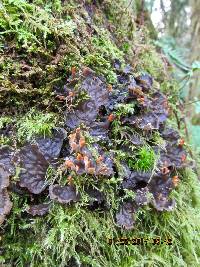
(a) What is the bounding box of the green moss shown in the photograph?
[0,116,13,129]
[136,48,165,81]
[0,135,12,145]
[115,103,135,117]
[129,147,156,172]
[91,32,124,61]
[151,132,166,149]
[59,52,83,73]
[16,109,58,142]
[1,168,200,267]
[103,0,137,42]
[84,53,117,83]
[0,0,76,50]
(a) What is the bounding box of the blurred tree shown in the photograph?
[189,0,200,100]
[145,0,190,42]
[136,0,157,39]
[166,0,189,39]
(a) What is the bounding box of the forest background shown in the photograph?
[145,0,200,148]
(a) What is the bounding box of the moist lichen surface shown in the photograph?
[0,68,187,228]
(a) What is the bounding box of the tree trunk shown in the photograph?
[189,0,200,100]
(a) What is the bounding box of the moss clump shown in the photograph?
[84,53,117,84]
[0,116,13,129]
[115,103,135,116]
[91,32,124,60]
[16,109,58,142]
[131,147,156,172]
[135,47,165,81]
[0,1,76,49]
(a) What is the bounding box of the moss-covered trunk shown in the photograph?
[0,1,200,267]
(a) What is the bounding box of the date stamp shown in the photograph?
[107,237,172,245]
